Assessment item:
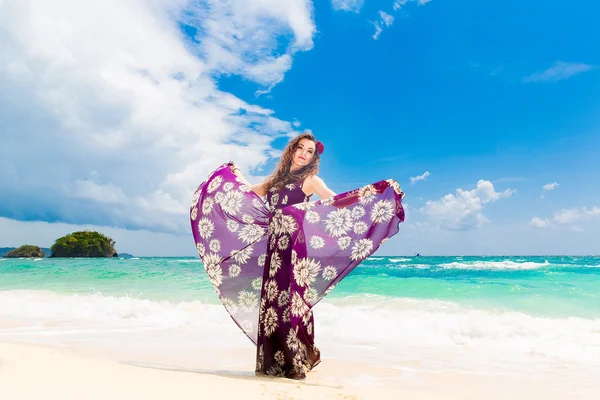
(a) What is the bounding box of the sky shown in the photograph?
[1,0,599,256]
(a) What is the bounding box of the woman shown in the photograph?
[190,132,405,379]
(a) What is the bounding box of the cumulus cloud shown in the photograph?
[529,217,551,228]
[420,180,514,230]
[410,171,430,184]
[524,62,594,83]
[331,0,364,13]
[530,206,600,229]
[0,0,315,234]
[543,182,559,191]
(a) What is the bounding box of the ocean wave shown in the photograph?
[438,260,551,270]
[1,290,599,364]
[389,258,412,262]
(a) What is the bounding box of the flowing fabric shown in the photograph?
[190,164,405,378]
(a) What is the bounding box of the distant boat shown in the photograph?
[415,253,421,257]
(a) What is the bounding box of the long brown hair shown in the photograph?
[263,133,321,193]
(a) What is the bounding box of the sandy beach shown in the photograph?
[1,340,597,400]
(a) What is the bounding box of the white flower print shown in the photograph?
[263,307,279,337]
[358,184,377,205]
[226,220,239,233]
[303,287,318,304]
[257,345,264,370]
[307,322,313,336]
[306,210,320,224]
[221,297,238,313]
[302,309,313,326]
[324,284,336,296]
[281,195,288,205]
[238,224,264,244]
[238,290,259,311]
[275,351,285,366]
[266,365,284,377]
[239,184,251,193]
[293,201,315,211]
[293,353,308,376]
[251,277,263,291]
[198,217,214,239]
[191,207,198,221]
[291,250,298,266]
[272,212,298,235]
[207,176,223,193]
[286,327,301,351]
[242,214,254,224]
[322,266,337,281]
[229,264,241,278]
[270,193,279,206]
[325,284,336,296]
[278,289,290,308]
[232,246,253,265]
[353,221,369,235]
[241,320,254,334]
[321,196,335,206]
[209,239,221,253]
[269,235,276,250]
[291,291,309,317]
[203,253,223,288]
[221,190,244,215]
[386,179,404,197]
[285,183,296,190]
[269,252,282,278]
[252,198,264,209]
[223,182,234,192]
[350,238,374,261]
[351,206,366,220]
[190,190,200,209]
[196,243,205,257]
[370,199,395,223]
[293,257,322,287]
[257,253,266,268]
[202,197,215,215]
[337,236,351,250]
[309,235,325,249]
[265,279,279,302]
[282,306,291,323]
[324,208,353,237]
[214,192,224,204]
[278,235,290,251]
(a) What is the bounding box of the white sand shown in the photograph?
[1,341,597,400]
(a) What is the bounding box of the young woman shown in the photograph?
[190,132,405,379]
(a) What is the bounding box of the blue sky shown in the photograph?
[1,0,599,255]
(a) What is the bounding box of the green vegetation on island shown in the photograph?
[2,245,46,258]
[50,231,118,258]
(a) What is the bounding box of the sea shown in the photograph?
[1,255,600,381]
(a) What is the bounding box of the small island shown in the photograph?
[50,231,119,258]
[3,245,46,258]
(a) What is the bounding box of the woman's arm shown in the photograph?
[229,163,266,196]
[306,175,336,199]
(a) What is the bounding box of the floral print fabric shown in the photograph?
[190,164,405,378]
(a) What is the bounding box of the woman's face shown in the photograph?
[291,138,316,170]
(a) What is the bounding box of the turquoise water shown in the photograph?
[2,256,599,319]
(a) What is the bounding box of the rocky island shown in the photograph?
[2,245,46,258]
[50,231,119,258]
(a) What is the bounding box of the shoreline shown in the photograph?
[1,340,598,400]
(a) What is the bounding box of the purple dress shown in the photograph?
[190,164,405,379]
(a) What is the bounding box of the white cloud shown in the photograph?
[372,11,395,40]
[553,207,600,224]
[529,217,551,228]
[543,182,559,191]
[420,180,514,230]
[0,0,315,234]
[331,0,364,13]
[524,62,594,83]
[410,171,430,184]
[292,119,301,128]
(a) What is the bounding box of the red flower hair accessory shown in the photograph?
[316,141,324,155]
